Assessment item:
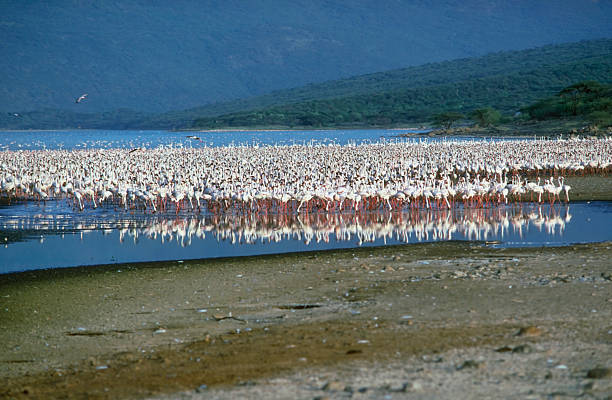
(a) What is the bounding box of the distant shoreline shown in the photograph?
[182,126,431,133]
[2,121,609,140]
[0,127,430,133]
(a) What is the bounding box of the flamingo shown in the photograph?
[0,137,609,216]
[560,177,571,202]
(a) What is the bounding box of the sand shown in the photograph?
[1,176,611,400]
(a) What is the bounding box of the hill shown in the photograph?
[523,81,612,128]
[1,39,611,130]
[191,43,612,129]
[1,0,612,114]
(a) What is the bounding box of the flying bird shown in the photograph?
[75,93,88,103]
[186,135,202,141]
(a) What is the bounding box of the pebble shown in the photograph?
[389,382,410,392]
[512,344,533,354]
[586,367,612,379]
[321,381,346,391]
[456,360,483,370]
[196,384,208,392]
[422,355,443,363]
[495,344,533,353]
[516,326,543,337]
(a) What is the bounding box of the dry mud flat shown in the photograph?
[0,176,611,400]
[1,242,611,400]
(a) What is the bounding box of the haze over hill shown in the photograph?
[2,0,612,114]
[1,39,611,130]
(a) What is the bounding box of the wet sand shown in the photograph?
[556,175,612,201]
[1,177,611,399]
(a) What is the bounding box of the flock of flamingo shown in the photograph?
[0,137,610,215]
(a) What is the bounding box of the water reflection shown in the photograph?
[1,204,575,247]
[155,206,572,246]
[2,202,610,273]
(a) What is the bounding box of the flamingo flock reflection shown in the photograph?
[2,205,573,247]
[1,138,610,215]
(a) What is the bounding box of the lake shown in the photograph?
[0,128,430,151]
[0,129,610,274]
[1,200,611,274]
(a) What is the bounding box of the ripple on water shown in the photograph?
[1,201,610,274]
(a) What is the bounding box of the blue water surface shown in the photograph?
[0,129,433,150]
[1,201,610,274]
[0,129,609,274]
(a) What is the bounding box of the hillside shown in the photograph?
[523,81,612,128]
[1,39,611,130]
[192,50,612,129]
[190,39,612,114]
[1,0,612,114]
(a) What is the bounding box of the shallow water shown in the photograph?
[0,129,432,150]
[1,130,610,273]
[0,128,535,151]
[1,200,610,274]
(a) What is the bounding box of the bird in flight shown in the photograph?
[75,93,88,103]
[186,135,202,141]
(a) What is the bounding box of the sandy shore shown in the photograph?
[1,177,611,399]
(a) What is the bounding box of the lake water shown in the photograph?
[1,129,610,274]
[0,128,534,151]
[1,199,610,274]
[0,128,430,150]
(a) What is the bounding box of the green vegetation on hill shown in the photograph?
[423,81,612,138]
[192,54,612,129]
[523,81,612,128]
[182,39,612,127]
[1,39,611,131]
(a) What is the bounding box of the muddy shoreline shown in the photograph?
[1,177,612,399]
[2,241,611,399]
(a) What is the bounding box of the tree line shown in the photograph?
[192,58,612,130]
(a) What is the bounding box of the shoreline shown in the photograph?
[3,126,609,141]
[1,178,611,399]
[1,241,611,399]
[180,126,430,133]
[0,175,611,275]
